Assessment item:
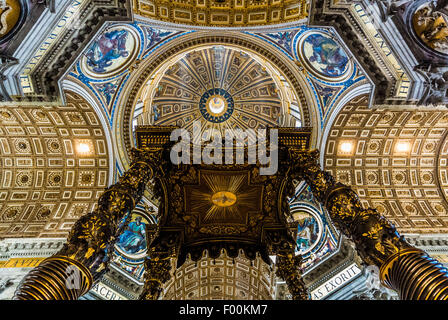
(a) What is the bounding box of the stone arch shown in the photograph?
[112,31,320,171]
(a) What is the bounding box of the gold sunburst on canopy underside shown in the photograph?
[186,170,262,226]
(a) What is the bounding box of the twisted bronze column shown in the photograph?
[139,254,173,300]
[288,149,448,300]
[139,230,180,300]
[13,148,166,300]
[275,253,309,300]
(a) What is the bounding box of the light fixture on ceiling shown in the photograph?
[395,141,411,153]
[75,141,92,155]
[208,96,226,115]
[339,141,354,154]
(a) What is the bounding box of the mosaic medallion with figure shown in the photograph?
[81,25,139,78]
[298,31,351,81]
[412,3,448,55]
[0,0,26,44]
[292,210,323,255]
[115,212,151,259]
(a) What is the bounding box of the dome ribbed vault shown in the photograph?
[135,45,303,142]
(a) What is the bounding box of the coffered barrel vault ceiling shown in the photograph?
[162,251,275,300]
[133,0,308,27]
[324,95,448,234]
[0,91,111,238]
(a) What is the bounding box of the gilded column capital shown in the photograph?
[139,256,172,300]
